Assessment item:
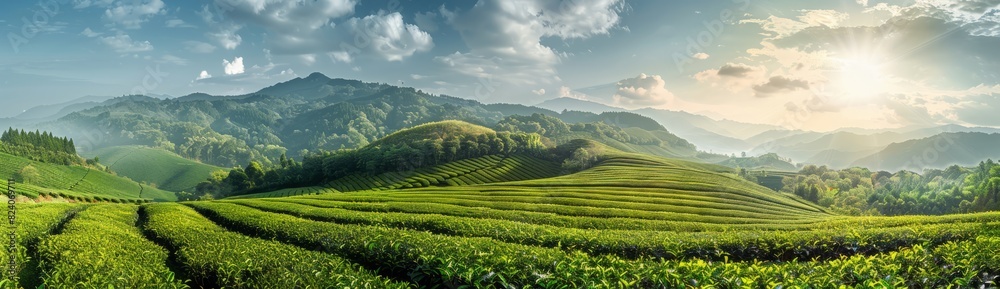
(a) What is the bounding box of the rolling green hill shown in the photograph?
[0,151,176,201]
[83,146,224,192]
[7,135,1000,286]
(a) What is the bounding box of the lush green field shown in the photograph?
[4,151,999,287]
[0,151,176,202]
[84,145,224,193]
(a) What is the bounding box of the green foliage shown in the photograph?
[0,128,80,165]
[143,203,407,288]
[783,161,1000,215]
[0,204,81,284]
[37,205,184,288]
[718,153,797,171]
[189,201,1000,287]
[562,147,601,172]
[1,128,76,154]
[221,121,548,196]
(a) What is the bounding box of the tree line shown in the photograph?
[1,128,81,165]
[780,160,1000,215]
[187,123,548,199]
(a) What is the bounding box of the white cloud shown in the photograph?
[341,12,434,61]
[208,25,242,50]
[692,52,710,60]
[742,10,850,39]
[798,10,850,27]
[223,57,245,75]
[184,41,216,53]
[532,88,546,95]
[410,74,425,80]
[204,1,433,62]
[856,0,869,6]
[100,33,154,53]
[613,73,675,108]
[864,3,905,17]
[436,0,625,88]
[196,70,212,80]
[80,27,102,37]
[103,0,166,29]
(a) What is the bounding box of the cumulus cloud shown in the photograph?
[613,73,674,107]
[753,76,810,97]
[341,12,434,61]
[196,70,212,80]
[201,0,431,62]
[532,88,546,95]
[103,0,165,29]
[100,33,153,53]
[223,57,244,75]
[208,25,242,50]
[692,52,710,60]
[410,74,425,80]
[436,0,626,87]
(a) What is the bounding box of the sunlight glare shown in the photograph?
[835,55,888,102]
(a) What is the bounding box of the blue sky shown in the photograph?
[2,0,1000,131]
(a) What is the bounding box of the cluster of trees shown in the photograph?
[1,128,77,154]
[495,114,672,147]
[781,161,1000,215]
[0,128,81,165]
[196,124,547,198]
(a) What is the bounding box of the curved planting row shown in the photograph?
[142,203,406,288]
[231,199,990,262]
[188,202,1000,288]
[326,154,561,192]
[0,203,82,284]
[36,204,184,288]
[300,193,827,225]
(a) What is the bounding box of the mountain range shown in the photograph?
[6,72,1000,173]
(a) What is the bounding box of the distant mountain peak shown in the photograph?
[305,72,330,80]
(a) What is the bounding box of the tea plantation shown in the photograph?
[4,152,999,288]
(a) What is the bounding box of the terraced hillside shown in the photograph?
[0,151,176,202]
[5,152,1000,287]
[228,153,561,199]
[84,145,223,192]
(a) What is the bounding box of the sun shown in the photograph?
[833,55,889,102]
